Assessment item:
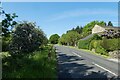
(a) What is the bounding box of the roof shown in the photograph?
[81,34,94,40]
[94,25,120,30]
[101,26,120,29]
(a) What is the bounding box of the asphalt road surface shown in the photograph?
[55,45,120,79]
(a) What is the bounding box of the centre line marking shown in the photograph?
[72,52,81,57]
[92,62,118,76]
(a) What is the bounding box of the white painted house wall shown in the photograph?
[92,25,106,34]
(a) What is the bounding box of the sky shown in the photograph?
[2,2,118,38]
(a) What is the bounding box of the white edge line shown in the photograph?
[72,52,81,57]
[72,51,118,76]
[107,59,119,63]
[92,62,118,76]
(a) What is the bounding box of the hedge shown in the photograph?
[78,39,91,49]
[78,37,120,55]
[78,34,102,49]
[89,38,120,56]
[89,40,108,56]
[101,38,120,51]
[78,35,119,56]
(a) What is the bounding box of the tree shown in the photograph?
[9,22,47,57]
[72,28,75,31]
[98,21,106,26]
[59,31,80,46]
[81,21,107,38]
[1,10,18,51]
[58,34,67,45]
[66,31,80,46]
[108,21,113,26]
[49,34,60,44]
[75,26,83,34]
[1,11,18,37]
[66,26,83,34]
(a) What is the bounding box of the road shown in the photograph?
[55,45,120,79]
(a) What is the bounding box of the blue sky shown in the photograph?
[2,2,118,38]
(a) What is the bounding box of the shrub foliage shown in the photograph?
[9,22,47,57]
[78,34,102,49]
[78,39,91,49]
[49,34,60,44]
[89,40,107,55]
[101,38,120,51]
[89,38,120,55]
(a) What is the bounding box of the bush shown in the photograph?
[49,34,60,44]
[78,34,102,49]
[2,40,8,51]
[9,22,47,57]
[78,34,119,56]
[95,45,108,56]
[0,39,1,51]
[89,40,96,50]
[89,38,120,56]
[2,37,11,51]
[78,39,91,49]
[101,38,120,51]
[89,40,108,56]
[91,34,102,40]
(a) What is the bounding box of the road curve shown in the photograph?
[55,45,120,79]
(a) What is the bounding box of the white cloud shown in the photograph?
[48,9,117,22]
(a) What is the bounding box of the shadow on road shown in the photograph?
[57,52,119,80]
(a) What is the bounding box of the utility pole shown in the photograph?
[0,1,3,22]
[0,1,2,80]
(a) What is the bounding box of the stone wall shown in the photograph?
[109,50,120,59]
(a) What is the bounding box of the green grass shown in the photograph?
[2,45,57,79]
[67,46,110,59]
[79,48,110,58]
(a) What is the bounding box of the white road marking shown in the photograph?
[107,58,119,63]
[72,51,118,76]
[92,62,118,76]
[72,52,81,57]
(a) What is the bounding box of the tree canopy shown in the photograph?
[49,34,60,44]
[59,31,80,46]
[59,20,114,46]
[1,10,18,37]
[1,10,18,51]
[67,26,83,34]
[9,22,47,57]
[108,21,113,26]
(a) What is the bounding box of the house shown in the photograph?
[81,25,120,40]
[92,25,120,34]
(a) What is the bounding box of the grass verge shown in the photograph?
[2,45,57,79]
[67,46,110,59]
